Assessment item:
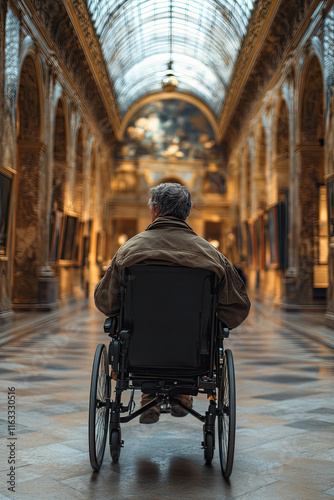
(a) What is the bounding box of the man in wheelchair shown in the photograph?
[94,183,250,425]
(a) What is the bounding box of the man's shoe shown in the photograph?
[139,406,160,424]
[171,396,193,417]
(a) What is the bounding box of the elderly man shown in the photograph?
[94,182,250,423]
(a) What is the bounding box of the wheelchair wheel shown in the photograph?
[217,349,236,479]
[110,428,121,463]
[89,344,110,471]
[204,432,214,465]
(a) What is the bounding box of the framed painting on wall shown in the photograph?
[49,210,63,263]
[327,175,334,244]
[60,215,78,262]
[259,213,266,271]
[0,170,12,256]
[267,205,279,267]
[82,235,91,267]
[73,221,84,265]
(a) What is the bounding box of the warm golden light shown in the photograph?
[118,234,128,246]
[208,239,220,249]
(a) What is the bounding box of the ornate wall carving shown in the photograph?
[18,56,40,140]
[71,0,119,118]
[29,0,115,141]
[13,144,41,302]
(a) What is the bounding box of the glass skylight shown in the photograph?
[86,0,255,116]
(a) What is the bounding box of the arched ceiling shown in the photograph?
[86,0,256,118]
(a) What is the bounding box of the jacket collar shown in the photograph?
[146,216,194,232]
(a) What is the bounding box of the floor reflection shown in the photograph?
[0,300,333,499]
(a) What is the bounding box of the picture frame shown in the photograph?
[49,210,63,263]
[259,212,266,271]
[263,212,271,270]
[327,176,334,244]
[277,200,287,270]
[82,235,91,267]
[60,215,78,262]
[267,205,279,267]
[0,168,13,256]
[204,171,226,194]
[73,221,84,265]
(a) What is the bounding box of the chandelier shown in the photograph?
[161,60,179,92]
[161,0,178,91]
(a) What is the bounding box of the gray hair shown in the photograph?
[148,183,192,220]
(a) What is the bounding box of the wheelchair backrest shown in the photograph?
[120,265,217,372]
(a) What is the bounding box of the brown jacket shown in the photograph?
[94,217,250,329]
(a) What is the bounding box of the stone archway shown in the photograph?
[13,55,45,306]
[297,56,326,304]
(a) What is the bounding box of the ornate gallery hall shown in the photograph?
[0,0,334,498]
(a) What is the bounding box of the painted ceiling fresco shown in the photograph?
[119,100,219,161]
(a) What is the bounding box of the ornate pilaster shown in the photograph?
[13,140,58,310]
[283,144,324,308]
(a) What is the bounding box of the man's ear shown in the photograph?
[153,205,160,219]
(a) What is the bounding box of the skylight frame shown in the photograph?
[86,0,255,116]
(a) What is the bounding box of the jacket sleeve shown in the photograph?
[217,257,251,329]
[94,255,122,316]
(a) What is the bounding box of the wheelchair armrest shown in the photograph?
[104,316,118,336]
[218,321,229,339]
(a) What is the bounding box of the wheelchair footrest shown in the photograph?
[140,380,198,396]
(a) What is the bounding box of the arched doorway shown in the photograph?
[13,55,43,306]
[298,56,327,303]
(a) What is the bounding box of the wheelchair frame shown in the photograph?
[89,267,236,479]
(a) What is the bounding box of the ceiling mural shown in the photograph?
[118,100,219,161]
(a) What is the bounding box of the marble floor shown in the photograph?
[0,300,333,500]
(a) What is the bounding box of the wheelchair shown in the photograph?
[88,265,236,478]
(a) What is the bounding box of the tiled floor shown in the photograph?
[0,300,333,499]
